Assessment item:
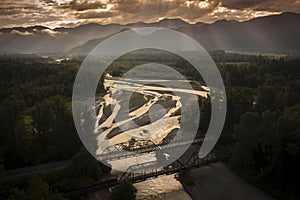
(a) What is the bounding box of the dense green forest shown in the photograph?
[0,59,81,168]
[218,57,300,200]
[0,51,299,199]
[0,57,110,199]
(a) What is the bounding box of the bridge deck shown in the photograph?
[66,148,230,195]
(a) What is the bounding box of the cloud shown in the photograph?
[222,0,300,12]
[58,21,81,27]
[40,29,64,36]
[10,30,34,36]
[0,0,299,28]
[60,0,109,11]
[76,10,114,19]
[221,0,262,10]
[169,0,220,20]
[9,28,65,37]
[115,0,182,14]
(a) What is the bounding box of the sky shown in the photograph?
[0,0,299,28]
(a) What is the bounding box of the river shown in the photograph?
[91,75,272,200]
[92,74,207,199]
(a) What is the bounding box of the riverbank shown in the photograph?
[181,162,274,200]
[90,162,274,200]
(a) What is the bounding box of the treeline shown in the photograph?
[2,147,111,199]
[0,60,82,169]
[216,58,300,199]
[0,58,111,199]
[105,49,204,83]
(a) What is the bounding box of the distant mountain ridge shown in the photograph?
[0,12,299,54]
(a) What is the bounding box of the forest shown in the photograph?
[0,50,299,199]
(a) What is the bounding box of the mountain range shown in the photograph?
[0,12,299,55]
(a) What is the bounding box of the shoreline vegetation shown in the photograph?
[0,50,299,199]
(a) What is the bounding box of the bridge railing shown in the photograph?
[98,134,204,161]
[65,146,232,195]
[119,146,231,183]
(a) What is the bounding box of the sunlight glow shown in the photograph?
[96,3,113,12]
[55,0,72,4]
[198,0,210,9]
[214,6,226,13]
[185,1,195,7]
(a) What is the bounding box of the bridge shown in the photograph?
[66,147,230,195]
[0,134,203,182]
[0,134,231,196]
[98,133,204,161]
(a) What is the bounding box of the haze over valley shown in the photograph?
[0,12,299,55]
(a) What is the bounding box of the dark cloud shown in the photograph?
[60,0,108,11]
[222,0,300,12]
[0,5,42,16]
[116,0,182,14]
[221,0,262,10]
[42,0,56,4]
[77,10,114,19]
[0,8,24,15]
